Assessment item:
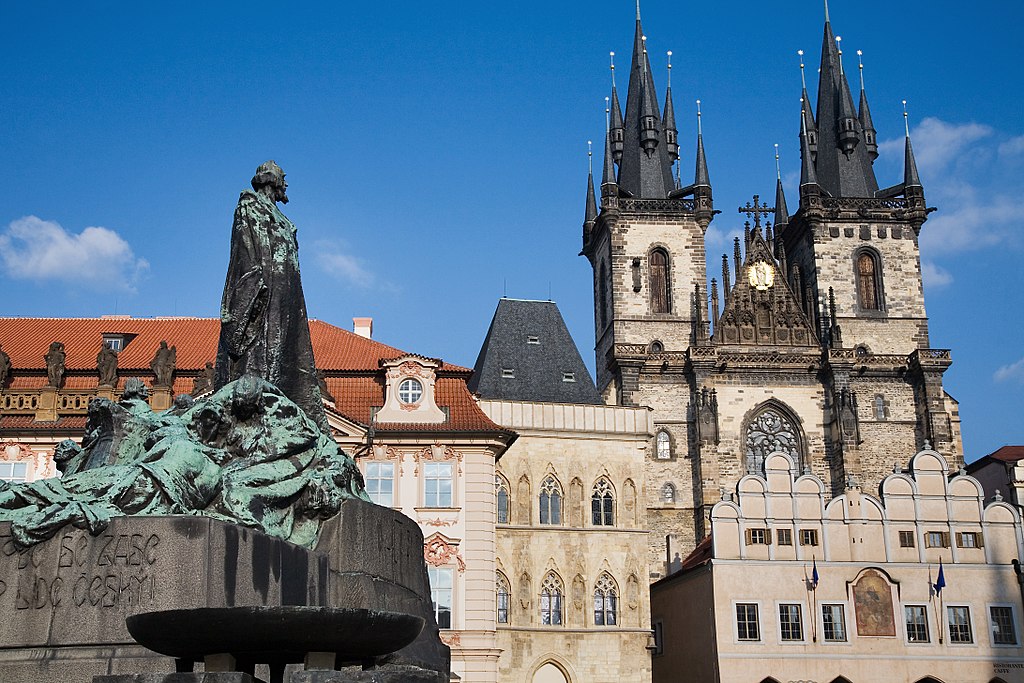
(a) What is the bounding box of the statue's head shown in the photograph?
[252,160,288,204]
[122,377,150,401]
[230,374,265,421]
[173,393,195,411]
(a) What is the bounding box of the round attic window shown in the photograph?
[399,378,423,404]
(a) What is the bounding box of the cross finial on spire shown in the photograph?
[857,50,866,90]
[775,143,781,180]
[903,99,911,137]
[609,51,616,88]
[667,50,672,87]
[696,99,703,135]
[798,50,807,90]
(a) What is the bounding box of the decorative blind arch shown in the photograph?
[744,402,805,473]
[650,248,671,314]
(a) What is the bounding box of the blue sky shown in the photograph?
[1,1,1021,460]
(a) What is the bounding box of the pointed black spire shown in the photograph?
[798,50,818,160]
[585,142,598,225]
[800,109,819,192]
[812,10,878,197]
[903,101,922,188]
[602,129,618,197]
[609,52,625,164]
[694,100,710,188]
[615,10,676,198]
[773,144,790,231]
[857,50,878,160]
[663,51,679,162]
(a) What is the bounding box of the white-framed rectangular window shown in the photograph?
[0,462,28,483]
[102,335,124,351]
[364,462,395,507]
[799,529,819,546]
[947,605,974,644]
[905,604,930,643]
[428,567,453,629]
[779,603,804,642]
[990,605,1018,646]
[735,602,760,641]
[423,462,454,508]
[821,604,847,642]
[925,531,950,548]
[777,529,792,546]
[745,528,769,545]
[956,531,983,548]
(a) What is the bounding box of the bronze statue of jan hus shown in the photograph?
[215,161,329,431]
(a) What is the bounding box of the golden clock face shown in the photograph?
[748,261,775,290]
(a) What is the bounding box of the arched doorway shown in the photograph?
[533,661,569,683]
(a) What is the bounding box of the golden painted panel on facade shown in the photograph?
[853,569,896,636]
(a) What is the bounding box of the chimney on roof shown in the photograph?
[353,317,373,339]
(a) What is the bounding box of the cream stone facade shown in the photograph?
[480,399,655,683]
[652,450,1024,683]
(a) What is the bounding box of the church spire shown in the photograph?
[798,51,818,161]
[773,144,790,231]
[857,50,878,160]
[609,52,625,164]
[663,51,679,162]
[615,9,676,198]
[800,108,819,197]
[903,101,922,188]
[694,100,710,188]
[584,141,598,225]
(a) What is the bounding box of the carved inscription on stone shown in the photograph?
[1,529,160,612]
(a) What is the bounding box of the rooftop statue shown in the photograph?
[215,161,329,432]
[97,343,118,387]
[44,341,65,388]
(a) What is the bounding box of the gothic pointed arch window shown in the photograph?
[855,248,884,311]
[540,572,564,626]
[539,475,563,525]
[656,430,672,460]
[591,477,615,526]
[661,482,676,503]
[495,474,510,524]
[496,571,511,624]
[649,248,671,314]
[593,573,618,626]
[745,403,804,473]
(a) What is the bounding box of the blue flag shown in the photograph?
[812,558,819,589]
[933,560,946,595]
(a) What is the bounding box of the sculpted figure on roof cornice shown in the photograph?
[44,341,65,389]
[96,343,118,387]
[0,344,10,388]
[150,340,176,387]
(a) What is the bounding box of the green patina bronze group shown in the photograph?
[0,161,368,548]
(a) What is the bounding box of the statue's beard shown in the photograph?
[278,192,289,204]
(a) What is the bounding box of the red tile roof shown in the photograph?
[985,446,1024,463]
[678,535,713,573]
[0,317,502,435]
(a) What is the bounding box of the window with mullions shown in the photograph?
[948,606,973,644]
[364,462,394,507]
[656,431,672,459]
[0,462,28,483]
[423,462,453,508]
[540,573,563,626]
[592,478,614,526]
[745,406,802,473]
[736,603,760,641]
[495,475,510,524]
[539,476,562,525]
[991,606,1017,645]
[905,605,930,643]
[496,573,510,624]
[779,604,804,641]
[855,249,883,311]
[593,574,617,626]
[650,248,671,314]
[398,378,423,404]
[822,604,847,642]
[428,567,453,629]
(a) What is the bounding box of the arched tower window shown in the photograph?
[540,572,564,625]
[591,478,615,526]
[661,482,676,503]
[539,476,563,525]
[656,430,672,460]
[650,248,671,314]
[593,573,618,626]
[495,474,510,524]
[496,572,511,624]
[599,262,609,328]
[745,403,804,473]
[855,249,883,311]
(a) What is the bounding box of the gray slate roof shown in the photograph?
[468,299,602,405]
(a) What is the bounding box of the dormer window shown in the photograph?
[103,335,125,351]
[562,372,576,383]
[527,336,540,345]
[398,378,423,404]
[502,368,515,379]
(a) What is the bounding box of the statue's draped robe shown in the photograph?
[215,190,329,432]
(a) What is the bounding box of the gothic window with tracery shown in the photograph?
[661,482,676,503]
[873,395,887,421]
[656,431,672,460]
[495,474,510,524]
[856,250,883,311]
[539,476,563,525]
[591,478,614,526]
[650,248,671,314]
[540,573,564,625]
[593,573,618,626]
[745,407,803,473]
[496,572,510,624]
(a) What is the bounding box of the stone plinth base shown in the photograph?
[95,675,259,683]
[290,667,446,683]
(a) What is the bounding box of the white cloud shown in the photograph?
[0,216,148,291]
[994,357,1024,384]
[920,261,952,289]
[877,118,992,172]
[311,239,380,289]
[998,135,1024,159]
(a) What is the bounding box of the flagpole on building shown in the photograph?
[811,556,818,642]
